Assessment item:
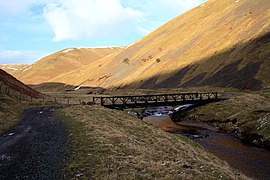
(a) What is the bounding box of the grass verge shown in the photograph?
[0,93,62,135]
[57,105,247,179]
[0,94,25,134]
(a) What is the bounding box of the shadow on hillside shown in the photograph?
[30,82,106,94]
[123,32,270,91]
[0,69,42,98]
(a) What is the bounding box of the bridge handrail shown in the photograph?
[92,92,218,105]
[94,92,217,99]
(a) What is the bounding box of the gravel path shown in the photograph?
[0,106,68,179]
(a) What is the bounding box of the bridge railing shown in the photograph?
[92,92,218,107]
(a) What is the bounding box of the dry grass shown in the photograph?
[178,90,270,143]
[4,47,121,85]
[102,87,239,96]
[0,94,24,134]
[41,86,235,99]
[57,105,247,179]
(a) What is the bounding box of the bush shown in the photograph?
[123,58,129,64]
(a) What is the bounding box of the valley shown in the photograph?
[0,0,270,179]
[0,72,269,178]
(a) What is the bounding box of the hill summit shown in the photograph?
[2,47,122,85]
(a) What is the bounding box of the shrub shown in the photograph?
[156,58,161,63]
[123,58,129,64]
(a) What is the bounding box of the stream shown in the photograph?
[129,105,270,179]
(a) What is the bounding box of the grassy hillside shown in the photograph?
[51,0,270,90]
[0,69,42,98]
[0,69,42,134]
[173,90,270,148]
[57,105,247,179]
[5,47,122,85]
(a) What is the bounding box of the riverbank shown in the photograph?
[172,90,270,148]
[143,113,270,179]
[57,105,247,179]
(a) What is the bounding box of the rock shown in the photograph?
[193,134,209,139]
[193,135,200,138]
[86,102,94,105]
[182,164,193,169]
[81,101,86,105]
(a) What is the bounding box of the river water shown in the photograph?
[138,106,270,179]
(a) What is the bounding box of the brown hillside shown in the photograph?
[52,0,270,90]
[0,69,41,97]
[0,69,42,135]
[11,47,122,85]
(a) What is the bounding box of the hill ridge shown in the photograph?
[50,0,270,90]
[2,0,269,91]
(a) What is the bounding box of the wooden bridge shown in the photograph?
[92,92,219,109]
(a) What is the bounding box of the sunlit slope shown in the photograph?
[14,47,122,84]
[52,0,270,90]
[0,64,30,77]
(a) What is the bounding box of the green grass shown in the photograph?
[57,105,246,179]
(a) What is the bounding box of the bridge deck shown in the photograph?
[92,92,218,109]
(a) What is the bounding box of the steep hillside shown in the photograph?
[0,69,41,97]
[52,0,270,90]
[9,47,122,85]
[0,69,42,134]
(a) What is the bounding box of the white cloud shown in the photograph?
[0,0,206,65]
[0,50,45,64]
[42,0,206,41]
[43,0,144,41]
[0,0,205,42]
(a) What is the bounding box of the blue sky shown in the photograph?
[0,0,206,64]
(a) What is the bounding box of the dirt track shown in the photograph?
[0,106,68,179]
